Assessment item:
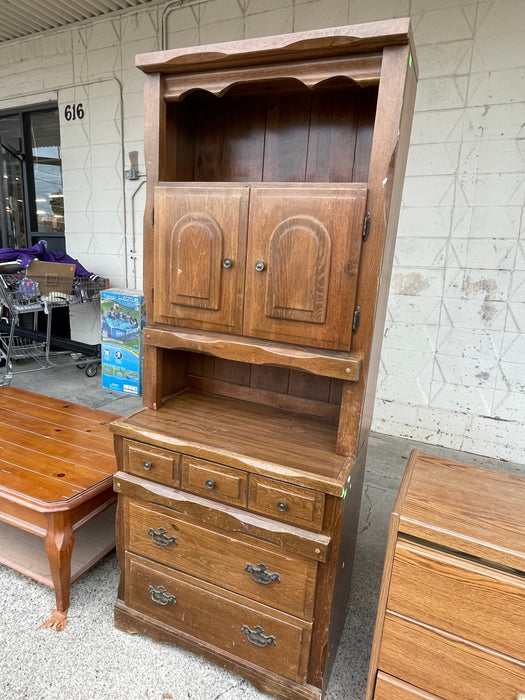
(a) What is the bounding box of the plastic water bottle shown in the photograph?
[18,277,40,298]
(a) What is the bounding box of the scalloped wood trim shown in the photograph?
[163,54,381,101]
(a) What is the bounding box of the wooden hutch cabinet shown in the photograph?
[110,19,417,700]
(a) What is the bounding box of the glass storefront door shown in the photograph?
[0,114,26,249]
[0,106,65,252]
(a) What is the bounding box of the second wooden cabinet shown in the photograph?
[153,183,367,350]
[366,451,525,700]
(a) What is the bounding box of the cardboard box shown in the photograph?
[100,289,145,395]
[26,260,75,295]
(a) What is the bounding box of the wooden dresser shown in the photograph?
[366,450,525,700]
[110,20,417,700]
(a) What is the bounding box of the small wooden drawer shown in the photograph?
[378,611,525,700]
[373,672,443,699]
[374,671,441,700]
[124,440,180,486]
[181,455,247,508]
[126,500,317,619]
[248,475,324,530]
[388,539,525,661]
[125,553,312,683]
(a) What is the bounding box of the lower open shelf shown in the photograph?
[0,503,116,588]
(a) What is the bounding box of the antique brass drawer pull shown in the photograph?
[148,526,177,547]
[148,585,176,606]
[242,624,275,647]
[245,563,280,585]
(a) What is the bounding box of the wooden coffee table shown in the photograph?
[0,385,118,628]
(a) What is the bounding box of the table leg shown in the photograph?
[45,511,74,613]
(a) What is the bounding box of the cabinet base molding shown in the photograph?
[114,601,323,700]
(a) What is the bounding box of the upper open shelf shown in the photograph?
[161,79,377,184]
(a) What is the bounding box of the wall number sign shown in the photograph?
[64,103,85,121]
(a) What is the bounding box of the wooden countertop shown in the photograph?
[110,389,353,495]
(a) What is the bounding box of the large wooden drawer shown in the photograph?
[374,672,442,699]
[388,539,525,661]
[248,475,324,530]
[124,440,180,486]
[378,611,525,700]
[125,553,312,683]
[125,499,317,619]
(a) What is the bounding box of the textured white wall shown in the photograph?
[0,0,523,462]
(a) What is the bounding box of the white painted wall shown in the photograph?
[0,0,523,462]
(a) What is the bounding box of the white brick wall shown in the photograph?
[0,0,523,463]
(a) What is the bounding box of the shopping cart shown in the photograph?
[0,271,106,385]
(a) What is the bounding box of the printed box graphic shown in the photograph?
[100,288,145,395]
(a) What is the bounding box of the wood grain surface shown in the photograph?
[0,387,117,504]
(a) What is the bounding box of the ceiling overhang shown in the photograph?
[0,0,165,44]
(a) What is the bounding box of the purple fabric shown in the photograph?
[0,241,97,279]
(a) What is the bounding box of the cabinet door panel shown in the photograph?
[153,186,249,333]
[244,185,367,350]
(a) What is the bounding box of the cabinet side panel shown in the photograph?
[337,46,416,456]
[143,74,163,325]
[165,102,194,181]
[142,346,188,409]
[307,447,366,690]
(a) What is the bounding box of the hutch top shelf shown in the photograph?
[135,18,416,75]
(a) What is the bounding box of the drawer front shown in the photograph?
[125,440,180,486]
[248,475,324,530]
[379,611,525,700]
[126,500,317,619]
[125,553,312,683]
[374,672,443,699]
[181,455,247,508]
[389,539,525,661]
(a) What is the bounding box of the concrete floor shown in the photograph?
[1,362,524,700]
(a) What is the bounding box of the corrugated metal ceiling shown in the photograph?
[0,0,162,43]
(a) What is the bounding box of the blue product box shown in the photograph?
[100,288,145,395]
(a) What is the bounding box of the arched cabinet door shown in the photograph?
[153,186,248,333]
[243,185,367,351]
